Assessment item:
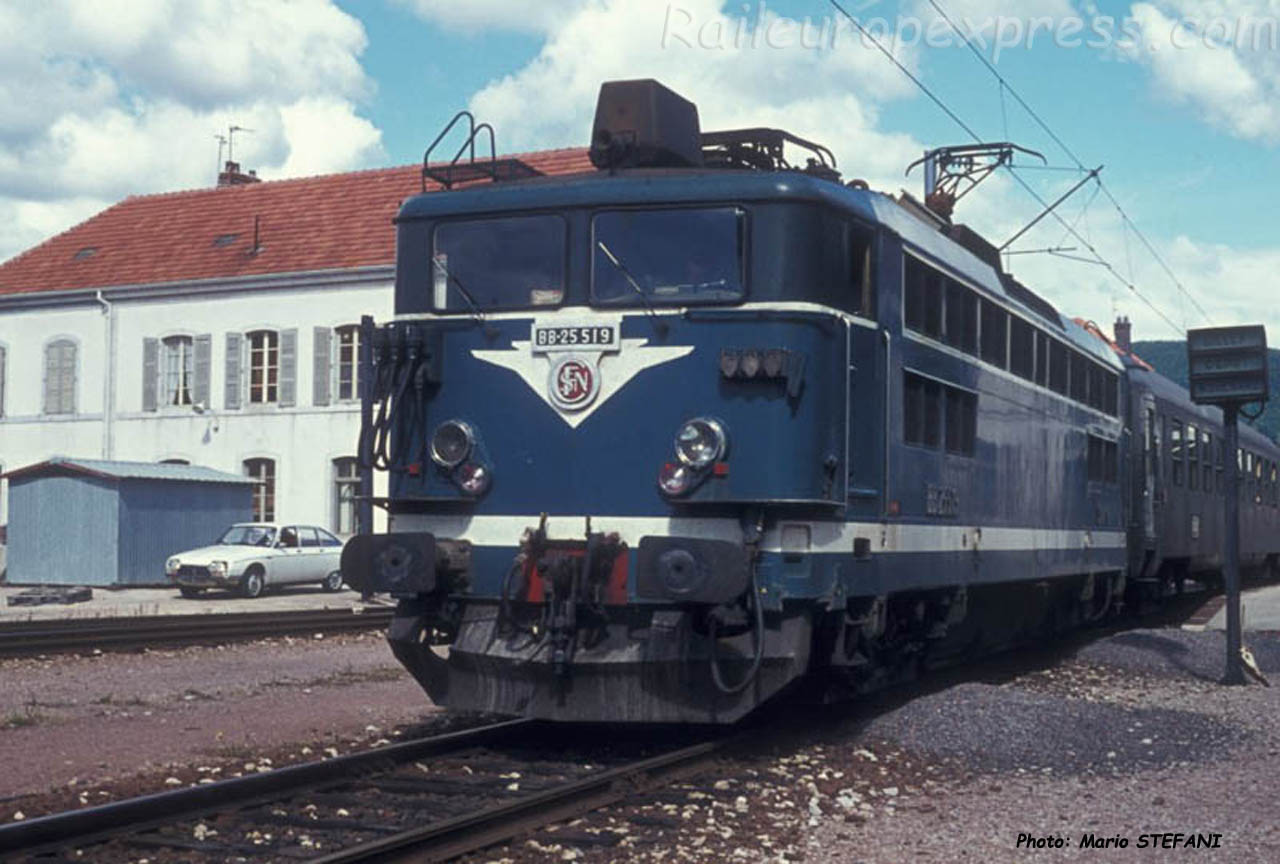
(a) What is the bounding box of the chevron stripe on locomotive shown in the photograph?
[341,80,1280,724]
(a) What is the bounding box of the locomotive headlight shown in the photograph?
[455,462,491,496]
[658,462,696,496]
[431,420,475,468]
[740,349,762,378]
[674,418,727,469]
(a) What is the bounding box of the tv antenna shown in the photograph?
[228,125,254,163]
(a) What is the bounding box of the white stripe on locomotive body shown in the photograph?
[390,513,1127,555]
[393,300,882,330]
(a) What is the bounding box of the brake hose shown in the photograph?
[709,565,766,695]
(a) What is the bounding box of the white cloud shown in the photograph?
[0,0,383,263]
[394,0,590,33]
[465,0,922,190]
[1125,1,1280,143]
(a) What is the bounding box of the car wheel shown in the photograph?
[322,571,344,593]
[241,567,265,599]
[178,586,203,599]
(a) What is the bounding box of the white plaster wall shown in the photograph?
[0,279,394,533]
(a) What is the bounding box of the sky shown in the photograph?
[1,0,1277,343]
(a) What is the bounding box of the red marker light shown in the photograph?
[713,462,730,476]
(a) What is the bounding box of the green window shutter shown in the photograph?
[225,333,242,410]
[142,338,159,412]
[313,326,332,407]
[279,328,297,407]
[193,334,212,408]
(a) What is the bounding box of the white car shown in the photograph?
[166,523,346,599]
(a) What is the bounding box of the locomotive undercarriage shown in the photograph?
[347,523,1132,723]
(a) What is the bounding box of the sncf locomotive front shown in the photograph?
[343,81,877,723]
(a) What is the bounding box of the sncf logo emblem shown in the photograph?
[471,315,694,429]
[549,356,598,411]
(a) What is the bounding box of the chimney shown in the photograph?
[1114,315,1132,352]
[218,160,261,187]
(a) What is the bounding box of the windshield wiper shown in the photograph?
[596,240,667,335]
[431,257,486,324]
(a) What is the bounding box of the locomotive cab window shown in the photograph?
[591,207,746,305]
[432,214,567,311]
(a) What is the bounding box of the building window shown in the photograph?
[44,339,77,414]
[244,458,276,522]
[248,330,279,404]
[159,458,190,465]
[336,325,360,402]
[162,336,194,406]
[333,457,359,535]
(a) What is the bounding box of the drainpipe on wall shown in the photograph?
[94,291,116,460]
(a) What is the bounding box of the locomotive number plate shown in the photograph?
[532,323,620,353]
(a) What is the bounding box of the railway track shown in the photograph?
[0,606,395,657]
[0,718,727,863]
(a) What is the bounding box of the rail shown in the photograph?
[0,606,394,657]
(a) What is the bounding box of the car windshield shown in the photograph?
[432,214,566,311]
[592,207,746,305]
[218,525,276,546]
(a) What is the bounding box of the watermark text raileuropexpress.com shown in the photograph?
[660,3,1280,63]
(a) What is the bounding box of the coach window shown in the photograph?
[1009,317,1034,380]
[1271,463,1278,507]
[903,372,941,448]
[979,299,1008,368]
[1049,340,1068,395]
[1186,423,1199,490]
[904,255,942,340]
[1217,440,1225,495]
[1170,421,1183,486]
[944,279,977,354]
[1201,430,1212,491]
[1255,455,1264,504]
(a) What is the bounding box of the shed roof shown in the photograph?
[2,458,257,484]
[0,149,592,296]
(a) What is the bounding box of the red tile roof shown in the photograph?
[0,149,592,296]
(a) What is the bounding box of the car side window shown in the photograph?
[280,527,299,548]
[317,528,343,547]
[299,527,320,548]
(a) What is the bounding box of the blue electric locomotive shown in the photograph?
[342,80,1278,724]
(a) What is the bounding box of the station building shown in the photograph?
[0,151,590,539]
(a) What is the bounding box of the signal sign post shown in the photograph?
[1187,325,1270,685]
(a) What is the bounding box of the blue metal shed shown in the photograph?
[2,458,255,586]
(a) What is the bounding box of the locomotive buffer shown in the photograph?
[1187,325,1270,685]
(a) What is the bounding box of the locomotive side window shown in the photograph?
[944,278,977,354]
[1170,421,1183,486]
[1009,317,1034,380]
[1187,423,1199,491]
[903,255,942,339]
[1034,331,1050,387]
[903,371,941,448]
[591,207,746,305]
[1103,372,1119,417]
[979,299,1008,368]
[1049,340,1068,395]
[1087,434,1118,484]
[432,214,567,311]
[848,223,875,318]
[944,387,977,456]
[1069,351,1088,403]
